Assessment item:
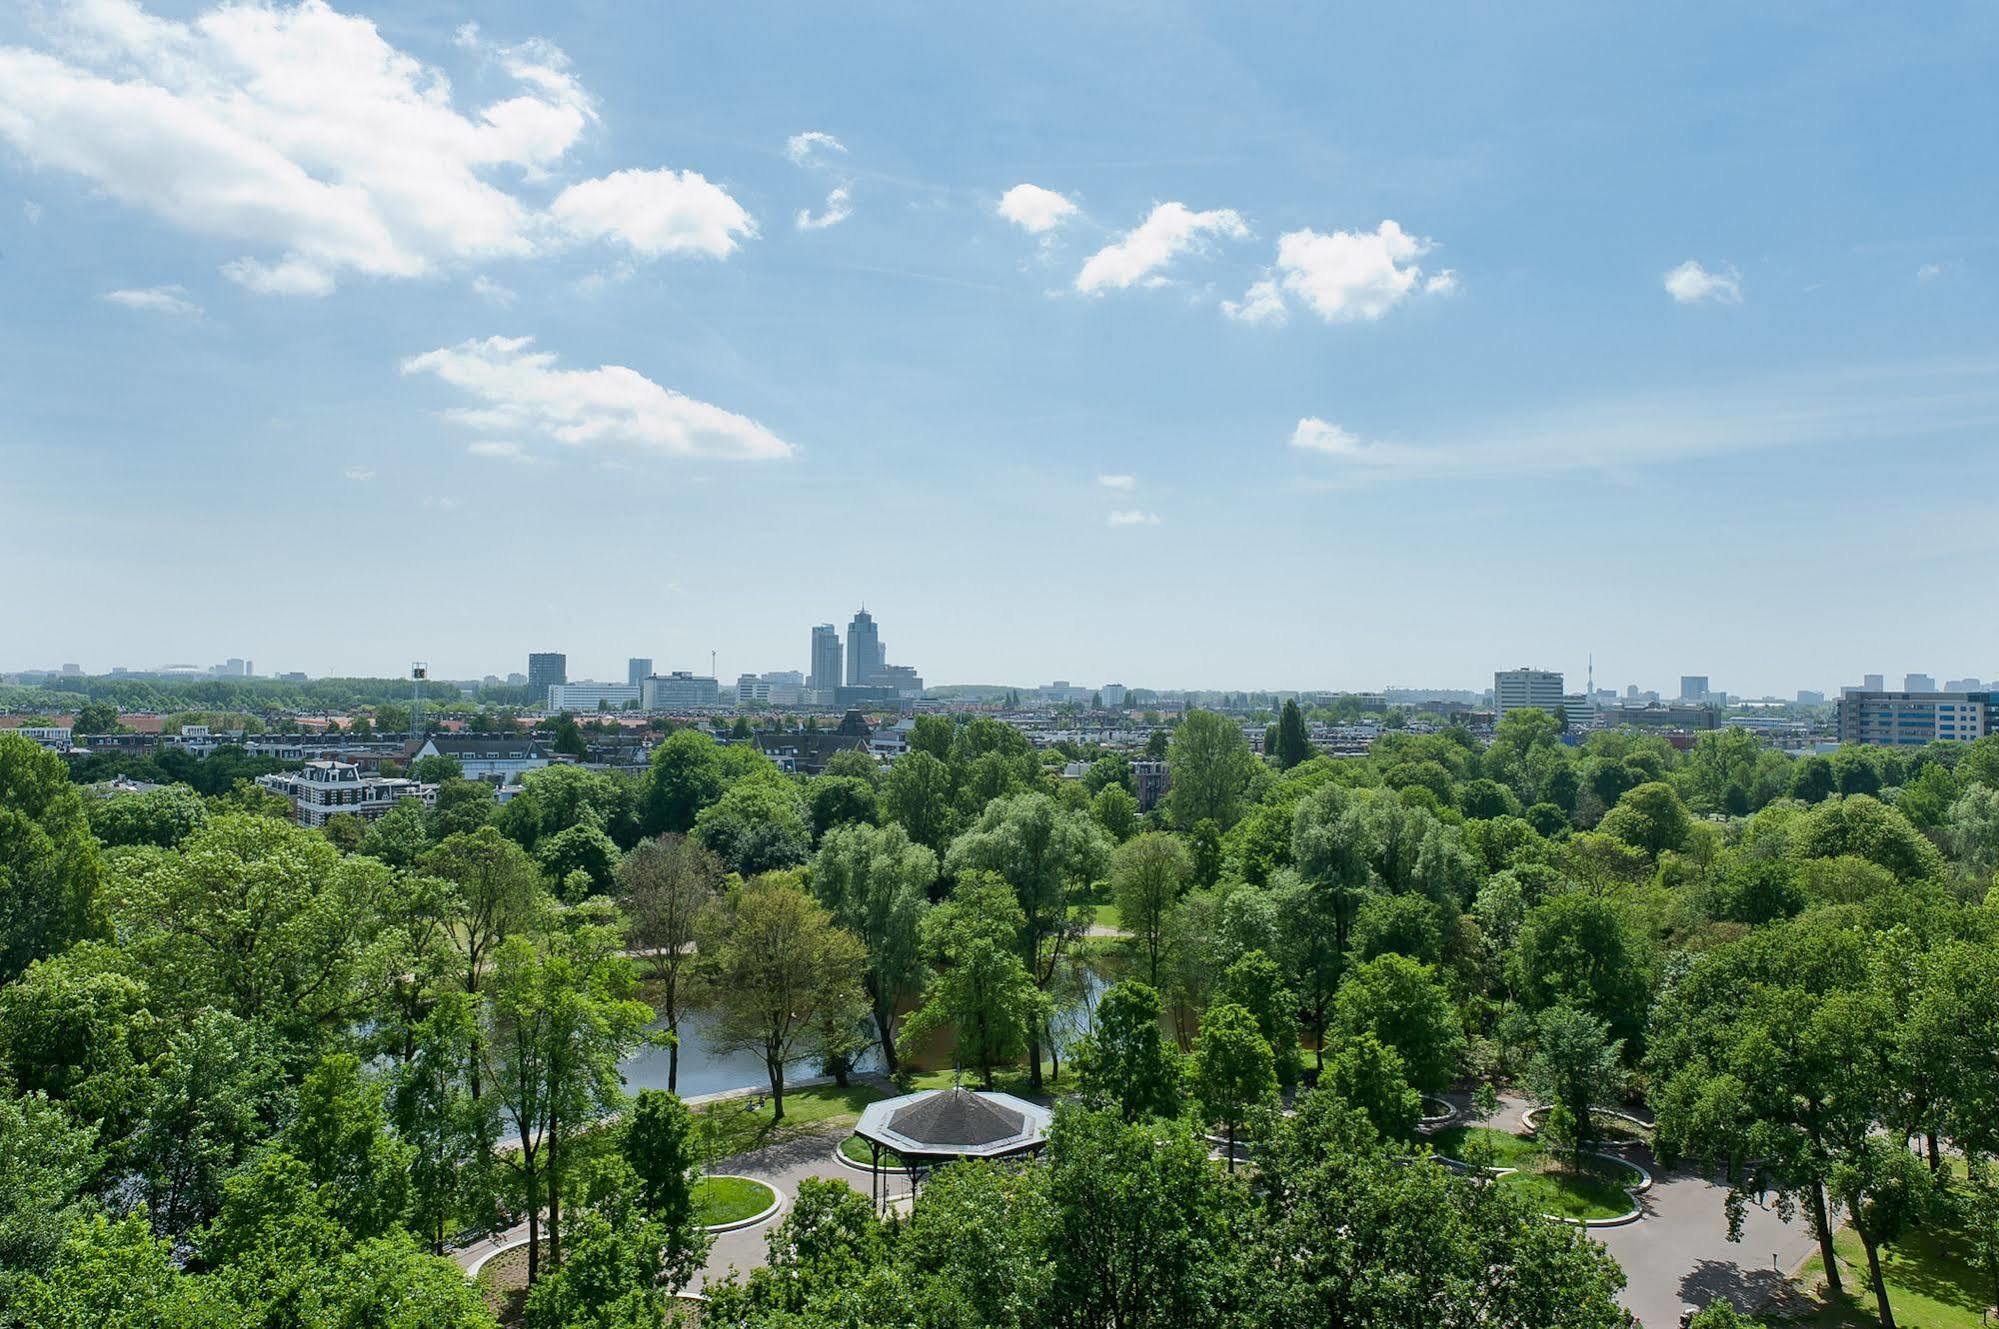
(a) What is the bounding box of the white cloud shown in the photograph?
[222,255,336,297]
[785,131,846,166]
[1917,263,1944,283]
[1257,220,1442,323]
[467,439,532,462]
[795,185,852,232]
[998,184,1078,235]
[1221,276,1286,326]
[549,168,755,258]
[1075,202,1249,294]
[402,335,794,463]
[1290,418,1408,466]
[1107,509,1162,527]
[102,284,201,316]
[1097,473,1137,491]
[424,495,461,510]
[22,201,41,223]
[343,466,374,481]
[1663,259,1742,305]
[471,275,516,306]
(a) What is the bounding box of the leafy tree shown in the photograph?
[522,1208,673,1329]
[1188,817,1224,888]
[1110,832,1189,987]
[0,1091,98,1309]
[537,822,621,900]
[1834,1134,1935,1329]
[86,783,208,849]
[1511,890,1652,1049]
[808,775,879,841]
[11,1213,228,1328]
[0,733,106,983]
[421,827,545,1007]
[357,797,430,868]
[1352,890,1443,964]
[1191,999,1277,1170]
[1216,948,1301,1086]
[1597,781,1694,859]
[0,945,154,1142]
[697,877,869,1119]
[1167,709,1256,830]
[428,778,495,840]
[1274,698,1312,770]
[616,835,721,1094]
[702,1177,889,1323]
[72,700,121,734]
[409,754,464,784]
[901,877,1044,1088]
[1090,783,1140,843]
[639,729,724,835]
[1074,980,1183,1120]
[1792,794,1945,883]
[810,822,934,1074]
[693,779,811,876]
[946,792,1111,1092]
[322,812,367,853]
[1321,1031,1422,1142]
[1526,1004,1623,1156]
[1332,953,1463,1093]
[1084,751,1133,795]
[882,749,957,855]
[130,1008,284,1237]
[621,1089,711,1288]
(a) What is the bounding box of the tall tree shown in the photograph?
[1191,1000,1277,1171]
[809,822,934,1074]
[616,835,722,1094]
[900,877,1044,1089]
[1167,709,1256,831]
[1074,980,1183,1121]
[882,749,958,855]
[638,729,724,836]
[696,877,869,1120]
[1109,832,1189,988]
[0,733,106,983]
[1526,1004,1624,1156]
[1274,698,1312,770]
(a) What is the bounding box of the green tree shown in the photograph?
[0,733,106,983]
[1090,783,1140,842]
[639,729,724,835]
[537,822,621,899]
[1109,832,1189,987]
[1831,1136,1933,1329]
[1167,709,1256,830]
[693,779,811,876]
[697,877,869,1119]
[808,775,879,841]
[357,797,431,867]
[1273,698,1313,770]
[1332,953,1464,1093]
[0,1091,98,1309]
[429,778,495,839]
[1216,948,1301,1086]
[616,835,721,1094]
[1191,999,1277,1170]
[1321,1031,1422,1142]
[86,783,207,849]
[1597,781,1694,859]
[882,749,957,855]
[900,877,1044,1088]
[622,1089,708,1286]
[409,753,465,784]
[1526,1004,1624,1156]
[1074,980,1183,1120]
[522,1208,672,1329]
[72,700,121,734]
[130,1008,284,1237]
[1511,890,1653,1049]
[809,822,934,1074]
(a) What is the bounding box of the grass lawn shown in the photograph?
[906,1062,1059,1100]
[475,1240,537,1324]
[1428,1126,1545,1171]
[692,1175,777,1227]
[1496,1155,1644,1222]
[693,1082,888,1161]
[839,1134,907,1168]
[1766,1217,1995,1328]
[1088,901,1123,930]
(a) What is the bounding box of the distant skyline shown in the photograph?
[3,3,1996,693]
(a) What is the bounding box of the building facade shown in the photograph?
[257,760,430,828]
[627,658,654,687]
[1837,689,1996,746]
[1494,668,1565,718]
[407,735,553,784]
[810,625,843,695]
[642,671,720,709]
[846,610,884,686]
[528,653,567,693]
[546,682,641,712]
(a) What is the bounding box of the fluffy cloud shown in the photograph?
[466,440,532,462]
[795,185,852,232]
[1107,509,1162,527]
[785,131,846,165]
[550,168,755,258]
[402,335,793,463]
[0,0,751,293]
[471,275,516,306]
[1916,263,1944,283]
[999,184,1078,234]
[1221,277,1286,326]
[1075,202,1249,294]
[102,284,201,316]
[1663,259,1742,305]
[1290,418,1404,464]
[1249,221,1445,323]
[1097,473,1136,491]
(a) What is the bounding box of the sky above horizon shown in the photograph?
[3,1,1996,696]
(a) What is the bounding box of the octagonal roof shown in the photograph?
[853,1087,1052,1159]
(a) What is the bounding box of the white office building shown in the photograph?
[546,682,641,711]
[1494,668,1565,718]
[643,672,720,709]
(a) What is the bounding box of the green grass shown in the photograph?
[691,1175,777,1227]
[1495,1155,1644,1222]
[839,1134,906,1168]
[1765,1215,1995,1328]
[1427,1126,1545,1170]
[692,1082,888,1161]
[905,1062,1058,1100]
[1087,901,1124,930]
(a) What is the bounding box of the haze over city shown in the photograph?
[3,3,1996,692]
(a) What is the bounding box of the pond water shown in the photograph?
[617,960,1113,1099]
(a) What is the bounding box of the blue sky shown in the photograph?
[2,1,1995,696]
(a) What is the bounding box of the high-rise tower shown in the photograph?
[809,625,843,693]
[845,609,884,687]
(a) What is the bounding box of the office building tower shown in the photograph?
[528,653,567,693]
[1838,687,1996,746]
[1905,673,1938,693]
[1796,690,1826,705]
[810,625,843,693]
[1863,674,1885,691]
[642,671,720,709]
[1947,678,1984,692]
[1679,675,1709,702]
[628,658,653,687]
[846,609,884,687]
[1493,668,1565,718]
[546,682,641,712]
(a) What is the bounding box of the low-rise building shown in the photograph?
[1837,689,1996,746]
[257,760,432,828]
[1132,759,1171,812]
[9,726,75,752]
[546,682,641,712]
[642,672,721,710]
[753,710,873,774]
[407,735,553,784]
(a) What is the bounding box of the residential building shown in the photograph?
[1132,759,1171,812]
[257,760,431,828]
[407,734,553,784]
[1101,683,1128,708]
[846,609,884,686]
[1905,673,1938,693]
[737,673,771,704]
[642,671,720,709]
[11,726,74,752]
[1679,675,1710,703]
[1837,688,1996,746]
[753,710,873,774]
[1494,668,1565,718]
[528,653,567,693]
[627,657,654,687]
[810,625,843,694]
[546,682,640,712]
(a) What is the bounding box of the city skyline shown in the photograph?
[3,4,1996,693]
